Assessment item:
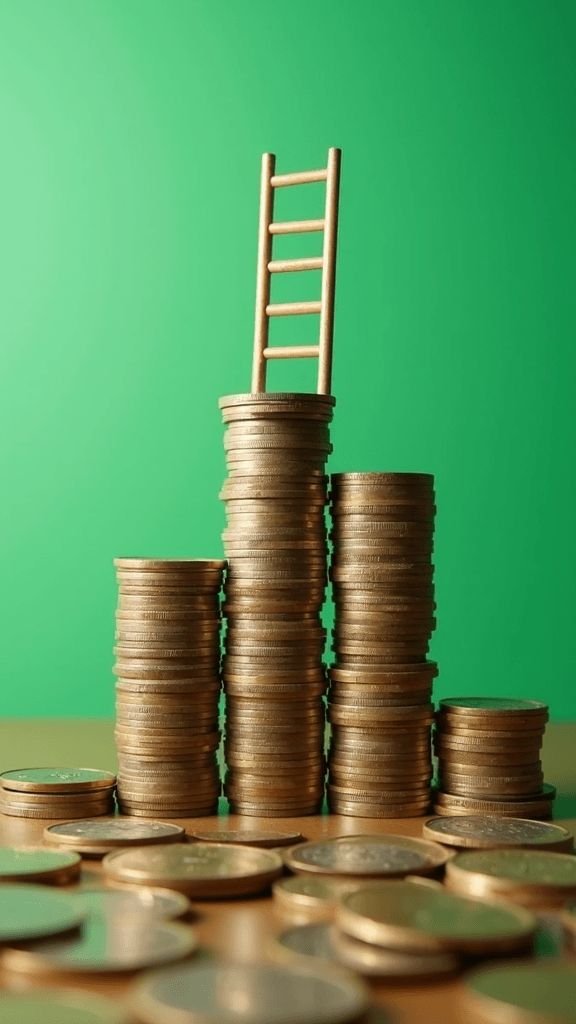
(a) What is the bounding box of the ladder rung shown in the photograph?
[268,257,324,273]
[263,346,320,359]
[266,301,322,317]
[269,219,325,235]
[270,168,328,188]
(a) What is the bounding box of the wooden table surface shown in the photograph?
[1,718,575,1024]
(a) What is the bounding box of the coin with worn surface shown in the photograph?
[0,884,86,942]
[77,887,190,920]
[0,992,131,1024]
[0,846,81,883]
[336,880,536,954]
[0,768,116,793]
[2,917,197,976]
[462,961,576,1024]
[103,842,283,897]
[131,958,368,1024]
[191,830,304,848]
[423,817,573,852]
[446,848,576,907]
[284,835,448,879]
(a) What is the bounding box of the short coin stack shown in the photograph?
[0,768,116,819]
[113,558,225,817]
[433,698,554,819]
[219,393,334,817]
[327,472,437,817]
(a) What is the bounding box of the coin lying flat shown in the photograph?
[446,848,576,908]
[0,992,131,1024]
[130,959,369,1024]
[0,884,85,942]
[0,768,116,793]
[191,830,304,848]
[44,819,186,854]
[284,835,449,879]
[102,842,283,898]
[336,880,537,954]
[439,698,549,716]
[423,816,574,852]
[2,917,196,976]
[77,887,190,920]
[330,926,460,980]
[462,961,576,1024]
[0,846,81,883]
[273,876,363,924]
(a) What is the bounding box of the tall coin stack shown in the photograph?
[327,472,437,817]
[219,393,334,817]
[433,697,554,819]
[113,558,225,817]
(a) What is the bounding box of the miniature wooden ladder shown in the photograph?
[251,147,341,396]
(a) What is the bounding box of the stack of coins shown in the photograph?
[327,472,437,817]
[0,768,116,819]
[433,698,554,819]
[113,558,225,817]
[219,393,334,817]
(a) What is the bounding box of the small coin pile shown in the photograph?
[219,393,334,817]
[327,472,436,816]
[433,698,554,819]
[331,880,537,981]
[113,558,225,817]
[0,768,116,819]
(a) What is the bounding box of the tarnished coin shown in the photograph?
[423,817,573,852]
[0,884,85,942]
[462,961,576,1024]
[0,768,116,793]
[330,926,460,980]
[0,992,130,1024]
[191,830,303,848]
[446,848,576,907]
[44,819,185,854]
[130,959,368,1024]
[284,835,448,879]
[273,876,363,924]
[0,846,81,883]
[103,842,283,897]
[2,917,196,976]
[336,880,537,954]
[77,887,190,920]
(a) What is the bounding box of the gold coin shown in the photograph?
[0,846,82,883]
[273,876,363,924]
[336,880,536,954]
[423,816,573,853]
[43,819,185,851]
[445,848,576,907]
[102,842,282,897]
[284,835,447,879]
[192,830,303,848]
[462,961,576,1024]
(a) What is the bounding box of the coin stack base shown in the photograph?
[328,473,436,816]
[433,698,553,819]
[220,394,334,817]
[0,769,116,819]
[113,558,225,817]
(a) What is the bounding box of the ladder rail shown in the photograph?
[251,147,341,395]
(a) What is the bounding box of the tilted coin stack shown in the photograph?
[219,393,334,816]
[113,558,224,817]
[327,472,437,817]
[433,698,555,819]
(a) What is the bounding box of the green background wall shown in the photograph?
[0,0,574,718]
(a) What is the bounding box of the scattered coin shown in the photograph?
[423,817,573,852]
[273,875,363,924]
[191,829,304,848]
[284,834,448,879]
[102,842,283,897]
[0,885,85,942]
[2,917,197,976]
[330,925,460,980]
[76,887,190,920]
[0,991,131,1024]
[462,960,576,1024]
[130,959,369,1024]
[0,846,81,884]
[336,879,537,954]
[445,848,576,908]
